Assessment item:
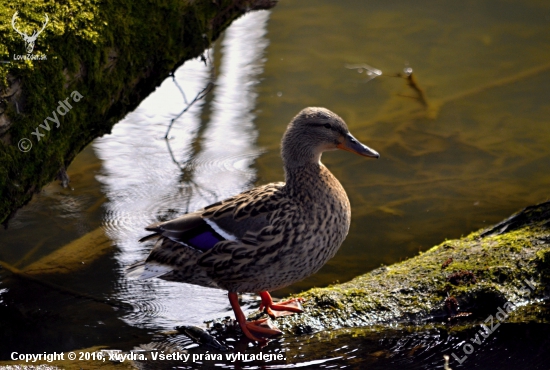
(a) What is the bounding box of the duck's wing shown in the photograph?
[200,182,287,238]
[129,183,287,286]
[143,182,286,243]
[197,185,301,288]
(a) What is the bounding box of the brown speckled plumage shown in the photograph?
[129,107,379,342]
[197,162,351,292]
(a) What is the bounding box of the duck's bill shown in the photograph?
[337,133,380,158]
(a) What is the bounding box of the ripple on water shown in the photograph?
[115,278,170,329]
[97,115,262,333]
[187,150,260,177]
[126,321,550,369]
[92,9,268,344]
[116,276,232,330]
[101,149,260,241]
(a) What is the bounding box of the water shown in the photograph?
[1,0,550,368]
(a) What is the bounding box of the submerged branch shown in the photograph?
[354,61,550,125]
[439,62,550,106]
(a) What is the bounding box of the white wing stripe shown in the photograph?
[204,218,237,241]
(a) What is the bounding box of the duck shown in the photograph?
[129,107,379,344]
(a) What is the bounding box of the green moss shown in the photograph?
[274,202,550,333]
[0,0,277,223]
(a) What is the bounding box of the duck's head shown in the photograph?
[281,107,379,168]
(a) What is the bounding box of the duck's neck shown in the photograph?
[283,160,328,198]
[281,130,333,196]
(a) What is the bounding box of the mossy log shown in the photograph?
[0,0,277,224]
[277,201,550,333]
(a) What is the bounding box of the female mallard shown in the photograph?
[129,107,379,343]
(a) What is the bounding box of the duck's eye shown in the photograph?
[324,123,332,129]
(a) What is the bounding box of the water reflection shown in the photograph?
[94,10,271,330]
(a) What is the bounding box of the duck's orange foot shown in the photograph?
[228,292,282,345]
[259,292,305,318]
[238,319,282,345]
[246,318,283,337]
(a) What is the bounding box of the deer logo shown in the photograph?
[11,11,49,54]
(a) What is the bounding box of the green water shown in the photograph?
[1,0,549,368]
[255,0,550,295]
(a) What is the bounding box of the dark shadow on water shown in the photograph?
[0,252,152,359]
[125,312,550,369]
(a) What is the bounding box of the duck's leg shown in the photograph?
[259,291,304,318]
[228,292,282,343]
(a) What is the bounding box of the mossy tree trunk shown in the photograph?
[0,0,277,224]
[276,201,550,333]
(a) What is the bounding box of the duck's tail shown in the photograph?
[138,232,159,242]
[126,260,173,280]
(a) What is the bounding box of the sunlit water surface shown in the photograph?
[1,0,550,368]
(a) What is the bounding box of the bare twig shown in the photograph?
[163,137,218,213]
[172,74,188,105]
[164,81,214,139]
[398,69,429,108]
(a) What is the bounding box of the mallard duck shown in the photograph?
[129,107,379,343]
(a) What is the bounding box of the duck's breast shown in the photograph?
[230,165,351,292]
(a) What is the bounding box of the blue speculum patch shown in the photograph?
[187,231,223,251]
